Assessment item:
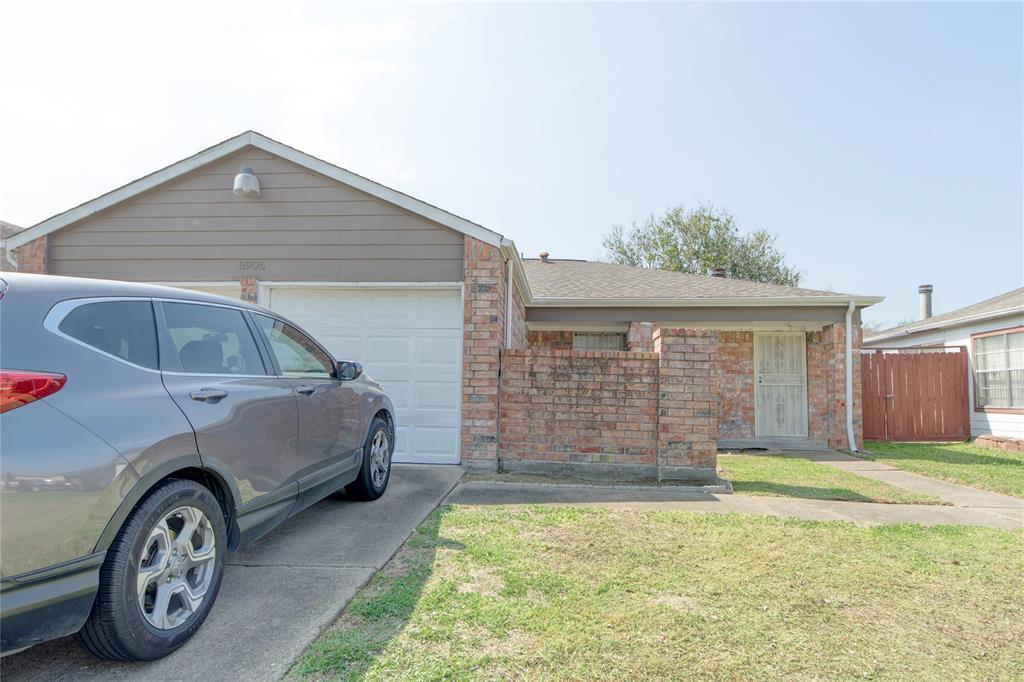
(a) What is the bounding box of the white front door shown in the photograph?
[265,286,463,464]
[754,333,808,438]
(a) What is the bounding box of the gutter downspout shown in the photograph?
[505,258,514,349]
[2,239,16,270]
[845,300,859,452]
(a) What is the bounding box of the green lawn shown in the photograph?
[863,441,1024,499]
[290,506,1023,681]
[719,454,945,504]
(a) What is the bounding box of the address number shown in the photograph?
[239,259,266,271]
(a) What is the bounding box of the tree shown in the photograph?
[602,204,802,287]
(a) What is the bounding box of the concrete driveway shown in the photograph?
[0,464,464,682]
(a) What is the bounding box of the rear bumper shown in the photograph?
[0,552,103,654]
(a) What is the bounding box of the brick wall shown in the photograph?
[461,236,507,468]
[627,322,654,352]
[499,348,660,471]
[712,328,863,449]
[14,236,47,273]
[654,328,719,479]
[717,331,755,439]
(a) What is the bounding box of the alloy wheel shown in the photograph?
[136,505,217,630]
[369,429,390,488]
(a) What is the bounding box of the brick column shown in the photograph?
[653,327,721,483]
[461,236,506,469]
[240,277,258,302]
[15,236,48,273]
[813,323,863,450]
[627,321,654,352]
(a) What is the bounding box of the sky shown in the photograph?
[1,1,1020,327]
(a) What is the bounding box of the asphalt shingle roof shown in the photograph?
[866,287,1024,339]
[522,259,860,301]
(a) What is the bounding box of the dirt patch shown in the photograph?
[457,566,506,597]
[650,594,702,613]
[479,629,538,658]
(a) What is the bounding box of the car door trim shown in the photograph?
[295,449,362,493]
[234,482,299,547]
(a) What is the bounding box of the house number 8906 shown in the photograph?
[239,260,266,271]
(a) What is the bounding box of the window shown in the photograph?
[572,332,626,351]
[253,314,334,378]
[973,328,1024,410]
[161,303,266,375]
[58,300,158,369]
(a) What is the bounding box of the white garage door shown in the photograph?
[265,287,462,464]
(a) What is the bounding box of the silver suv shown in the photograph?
[0,273,396,660]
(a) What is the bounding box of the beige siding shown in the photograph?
[50,147,464,282]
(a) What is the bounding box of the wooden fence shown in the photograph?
[860,347,970,442]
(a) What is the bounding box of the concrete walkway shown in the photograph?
[786,451,1024,526]
[447,480,1023,530]
[0,464,465,682]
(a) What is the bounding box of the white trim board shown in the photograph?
[256,280,463,306]
[8,131,505,250]
[148,281,241,289]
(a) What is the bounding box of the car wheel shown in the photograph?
[77,478,227,661]
[344,417,393,501]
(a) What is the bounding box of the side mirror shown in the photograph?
[337,361,363,381]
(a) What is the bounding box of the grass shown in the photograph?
[862,441,1024,499]
[290,505,1024,681]
[718,454,945,505]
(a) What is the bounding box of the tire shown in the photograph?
[77,479,227,661]
[345,416,393,501]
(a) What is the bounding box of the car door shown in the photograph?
[156,300,300,536]
[251,312,362,508]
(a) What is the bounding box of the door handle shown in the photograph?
[190,389,228,403]
[294,385,316,396]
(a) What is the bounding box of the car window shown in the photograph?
[253,314,333,378]
[58,300,159,369]
[161,302,267,375]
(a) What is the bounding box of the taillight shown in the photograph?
[0,370,67,413]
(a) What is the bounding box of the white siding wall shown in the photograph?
[864,314,1024,438]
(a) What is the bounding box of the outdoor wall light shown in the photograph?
[232,166,261,197]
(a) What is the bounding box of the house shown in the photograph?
[4,131,882,482]
[864,285,1024,440]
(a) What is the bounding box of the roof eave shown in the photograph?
[527,295,885,308]
[500,239,533,302]
[864,305,1024,344]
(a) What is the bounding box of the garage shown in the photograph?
[7,132,513,469]
[263,285,463,465]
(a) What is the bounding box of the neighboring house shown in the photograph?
[5,131,882,482]
[864,286,1024,439]
[0,220,23,271]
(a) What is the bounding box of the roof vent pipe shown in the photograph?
[918,284,933,320]
[232,166,261,197]
[539,252,550,263]
[710,267,727,278]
